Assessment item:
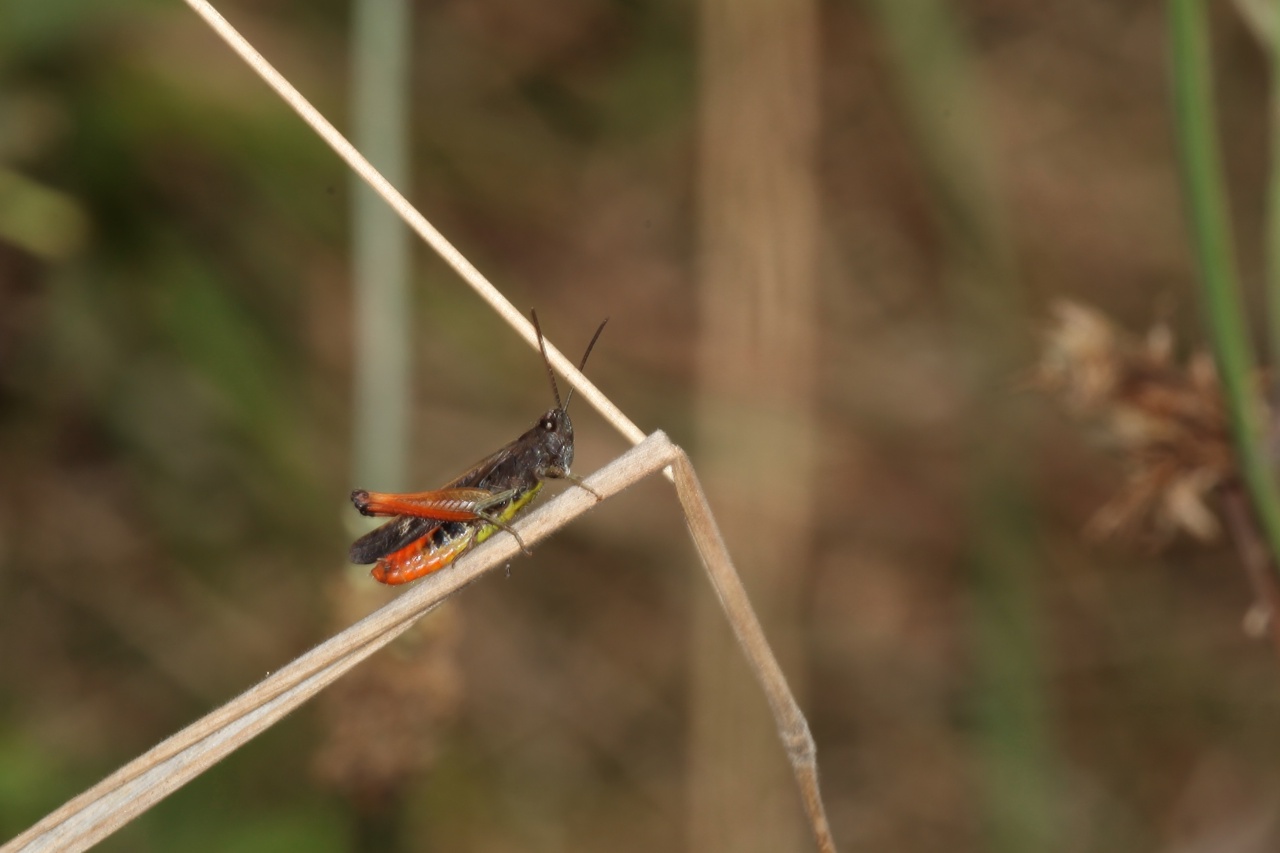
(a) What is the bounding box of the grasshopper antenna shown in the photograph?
[530,309,563,410]
[564,318,608,411]
[531,311,608,413]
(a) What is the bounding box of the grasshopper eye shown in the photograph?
[541,417,555,431]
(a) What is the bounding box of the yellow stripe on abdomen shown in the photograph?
[474,482,544,546]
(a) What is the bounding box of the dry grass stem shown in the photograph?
[6,433,837,852]
[8,435,672,852]
[180,0,645,448]
[671,453,837,853]
[692,0,819,844]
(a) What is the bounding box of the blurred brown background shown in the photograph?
[3,0,1279,851]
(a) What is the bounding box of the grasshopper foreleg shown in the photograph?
[539,466,603,501]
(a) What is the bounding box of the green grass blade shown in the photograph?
[1169,0,1280,568]
[351,0,412,491]
[1268,0,1280,369]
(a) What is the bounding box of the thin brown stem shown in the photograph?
[1221,484,1280,659]
[670,451,837,853]
[179,0,645,448]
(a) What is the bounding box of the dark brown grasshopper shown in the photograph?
[348,311,607,584]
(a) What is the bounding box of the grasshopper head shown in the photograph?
[535,406,575,471]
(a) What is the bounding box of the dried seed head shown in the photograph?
[1036,300,1241,543]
